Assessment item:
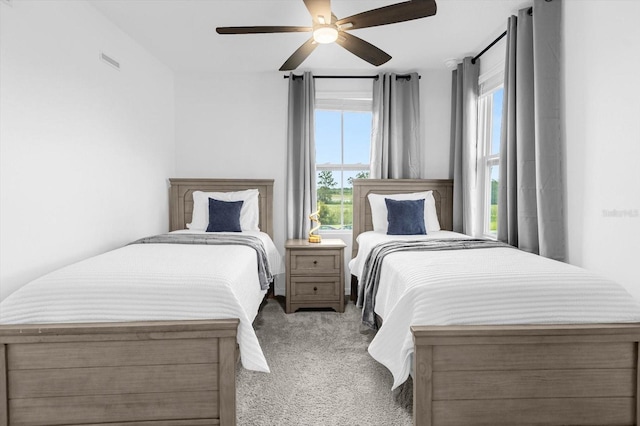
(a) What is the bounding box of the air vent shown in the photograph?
[100,52,120,70]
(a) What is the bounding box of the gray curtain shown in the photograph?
[286,72,317,240]
[370,72,421,179]
[498,0,565,260]
[451,58,483,236]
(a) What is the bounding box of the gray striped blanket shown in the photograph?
[357,239,513,329]
[130,233,273,290]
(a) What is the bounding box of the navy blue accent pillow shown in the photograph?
[385,198,427,235]
[206,198,243,232]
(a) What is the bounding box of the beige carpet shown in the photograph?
[237,298,412,426]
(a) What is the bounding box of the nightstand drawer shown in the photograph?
[289,276,341,301]
[289,250,341,275]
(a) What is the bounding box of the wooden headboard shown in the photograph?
[351,179,454,259]
[168,178,275,239]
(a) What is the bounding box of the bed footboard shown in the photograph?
[0,319,239,426]
[412,323,640,426]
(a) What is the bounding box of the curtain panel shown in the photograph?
[498,0,565,260]
[370,72,421,179]
[451,58,483,236]
[286,72,317,240]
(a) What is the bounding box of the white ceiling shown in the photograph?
[90,0,531,73]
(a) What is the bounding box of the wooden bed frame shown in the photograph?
[351,179,640,426]
[0,178,274,426]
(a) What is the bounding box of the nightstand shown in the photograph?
[285,238,346,313]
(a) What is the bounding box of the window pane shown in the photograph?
[317,170,341,230]
[315,110,341,164]
[490,88,503,155]
[343,111,372,165]
[342,170,367,230]
[489,165,499,233]
[315,169,368,230]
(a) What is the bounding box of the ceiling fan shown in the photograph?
[216,0,437,71]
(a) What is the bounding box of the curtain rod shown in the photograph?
[471,30,507,64]
[284,74,421,80]
[471,7,532,65]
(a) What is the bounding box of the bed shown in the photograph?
[0,178,279,426]
[350,178,640,426]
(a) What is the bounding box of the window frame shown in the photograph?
[314,95,372,232]
[477,69,504,239]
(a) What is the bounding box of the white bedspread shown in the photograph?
[350,231,640,389]
[0,231,283,373]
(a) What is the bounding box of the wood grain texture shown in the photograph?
[289,277,341,300]
[289,250,342,274]
[219,336,237,426]
[80,421,218,426]
[432,369,635,400]
[412,324,640,426]
[168,178,274,238]
[432,342,636,371]
[9,363,218,398]
[285,239,346,313]
[432,397,635,426]
[0,345,7,426]
[0,320,239,426]
[10,391,219,425]
[413,344,432,426]
[7,338,219,370]
[0,318,238,338]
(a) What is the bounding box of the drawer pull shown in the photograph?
[313,287,318,292]
[313,260,318,265]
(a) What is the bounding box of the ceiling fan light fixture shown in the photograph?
[313,25,339,44]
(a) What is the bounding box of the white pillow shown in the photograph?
[368,191,441,233]
[188,189,260,231]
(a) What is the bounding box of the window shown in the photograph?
[315,97,372,231]
[478,73,504,237]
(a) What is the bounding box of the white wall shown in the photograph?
[0,1,175,300]
[420,69,453,179]
[563,0,640,298]
[174,68,453,294]
[174,71,289,292]
[173,71,289,242]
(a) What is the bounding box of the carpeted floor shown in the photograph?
[236,298,412,426]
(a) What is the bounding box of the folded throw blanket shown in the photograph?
[130,233,273,290]
[358,239,513,329]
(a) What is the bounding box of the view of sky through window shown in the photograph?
[316,111,371,166]
[491,88,503,155]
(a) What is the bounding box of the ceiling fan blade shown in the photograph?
[216,26,312,34]
[336,0,437,30]
[279,38,318,71]
[335,32,391,67]
[303,0,332,24]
